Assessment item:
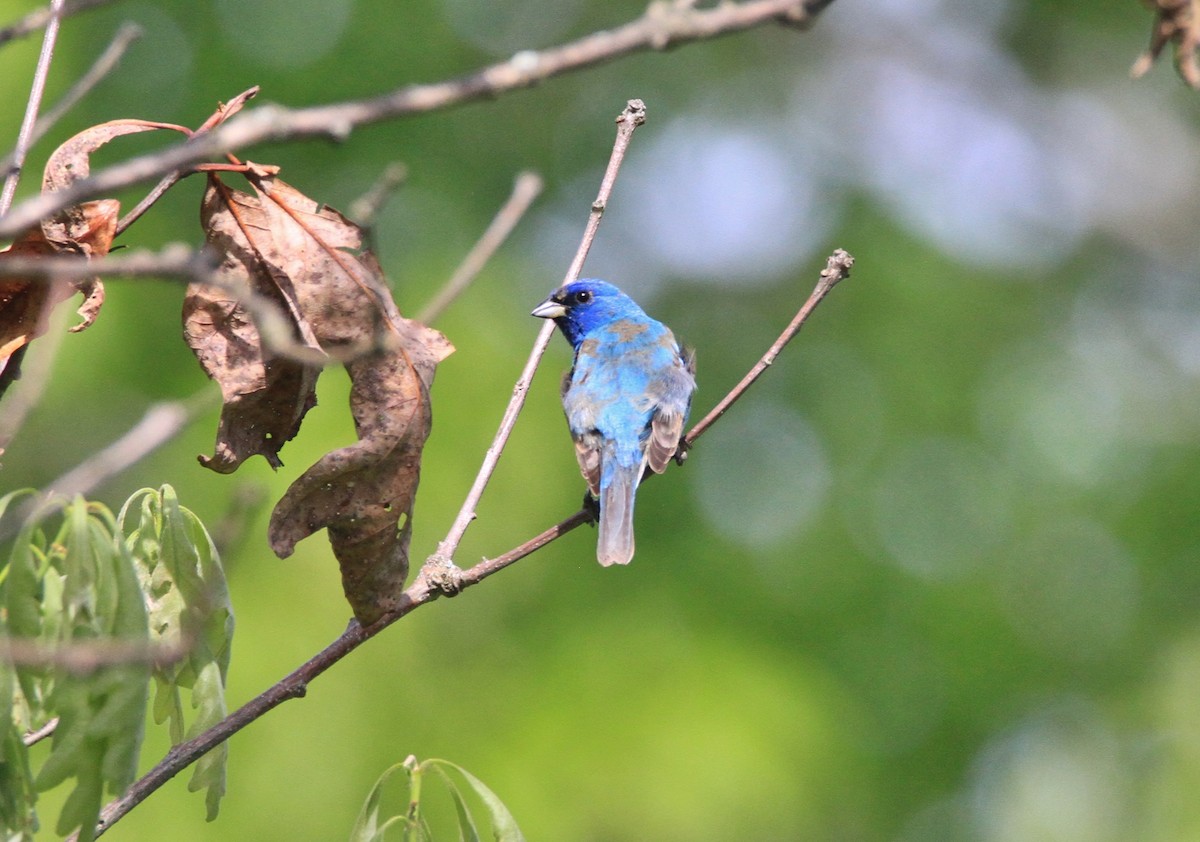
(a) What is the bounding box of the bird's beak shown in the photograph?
[531,297,567,319]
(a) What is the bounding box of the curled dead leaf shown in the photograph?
[189,166,455,621]
[185,175,323,472]
[1132,0,1200,88]
[0,199,119,396]
[1,119,186,400]
[269,320,453,624]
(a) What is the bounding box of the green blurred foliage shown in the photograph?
[2,0,1200,839]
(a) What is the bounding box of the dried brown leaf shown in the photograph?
[0,199,119,397]
[190,164,455,620]
[1132,0,1200,88]
[185,174,323,472]
[43,120,185,192]
[269,320,453,624]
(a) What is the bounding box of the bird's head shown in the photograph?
[531,279,641,346]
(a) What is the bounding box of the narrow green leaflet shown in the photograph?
[118,486,234,821]
[0,497,151,842]
[0,645,37,841]
[350,760,411,842]
[423,760,524,842]
[425,764,481,842]
[1,486,230,839]
[349,758,522,842]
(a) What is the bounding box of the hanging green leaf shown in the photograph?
[0,496,151,842]
[350,759,410,842]
[423,759,524,842]
[1,487,229,840]
[117,485,234,821]
[349,757,522,842]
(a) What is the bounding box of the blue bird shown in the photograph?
[532,279,696,566]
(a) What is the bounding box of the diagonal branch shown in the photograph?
[422,100,645,590]
[77,245,852,840]
[0,0,836,240]
[0,0,114,49]
[683,248,854,447]
[0,0,66,215]
[0,21,142,179]
[417,171,544,325]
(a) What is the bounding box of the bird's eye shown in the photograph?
[574,290,592,304]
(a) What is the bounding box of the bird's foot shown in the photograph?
[673,441,691,466]
[581,491,600,525]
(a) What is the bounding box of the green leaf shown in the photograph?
[16,497,151,842]
[54,757,103,841]
[350,760,412,842]
[0,651,38,839]
[422,760,524,842]
[118,485,235,821]
[425,763,481,842]
[185,662,228,821]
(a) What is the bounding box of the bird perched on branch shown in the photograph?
[532,279,696,566]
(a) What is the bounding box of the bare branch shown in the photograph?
[78,244,850,840]
[417,170,544,325]
[23,716,58,747]
[422,101,645,592]
[0,0,114,48]
[42,23,142,147]
[348,161,409,227]
[0,0,66,215]
[684,248,854,447]
[0,243,382,366]
[0,633,190,675]
[0,391,215,545]
[0,0,833,240]
[116,87,259,236]
[0,21,142,178]
[43,393,214,499]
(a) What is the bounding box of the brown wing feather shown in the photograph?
[645,409,683,475]
[574,438,602,496]
[644,345,694,474]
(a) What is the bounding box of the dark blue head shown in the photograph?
[531,279,646,347]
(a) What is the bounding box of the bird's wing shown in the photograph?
[645,408,684,475]
[644,344,696,475]
[574,436,602,497]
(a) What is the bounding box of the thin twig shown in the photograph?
[0,21,142,179]
[0,0,66,216]
[0,0,835,240]
[0,0,114,48]
[43,392,215,499]
[684,248,854,447]
[423,101,645,590]
[115,87,259,236]
[0,243,381,366]
[348,161,409,227]
[0,633,191,675]
[80,246,850,840]
[417,170,544,325]
[22,716,59,747]
[0,390,217,545]
[84,508,591,839]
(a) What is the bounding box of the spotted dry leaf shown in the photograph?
[190,166,454,623]
[1132,0,1200,88]
[185,172,324,472]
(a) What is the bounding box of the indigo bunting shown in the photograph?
[532,279,696,566]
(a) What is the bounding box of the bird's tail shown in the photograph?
[597,461,640,566]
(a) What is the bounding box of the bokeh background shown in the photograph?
[3,0,1200,839]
